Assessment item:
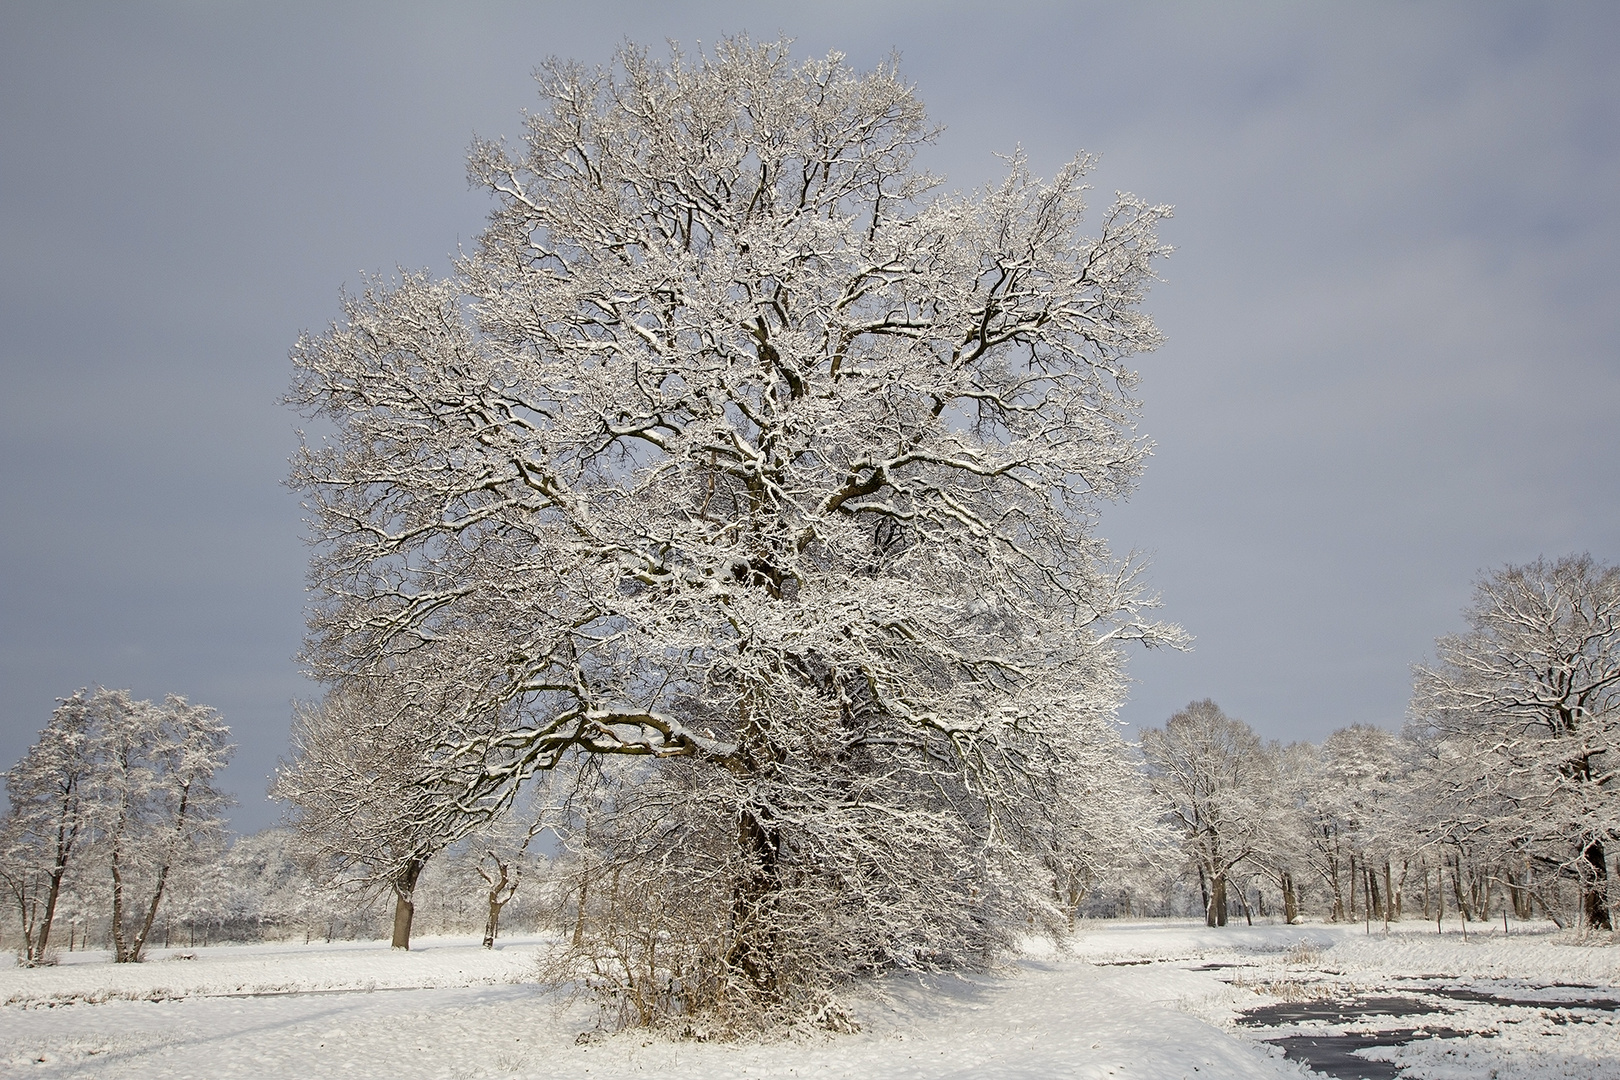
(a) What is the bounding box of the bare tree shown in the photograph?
[1314,725,1416,927]
[1141,700,1278,926]
[456,807,546,948]
[1249,740,1318,924]
[288,37,1178,1024]
[1410,555,1620,931]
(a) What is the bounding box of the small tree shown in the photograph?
[1,689,232,964]
[1411,555,1620,931]
[1141,700,1278,926]
[439,803,548,948]
[99,695,233,962]
[0,690,100,964]
[273,678,459,949]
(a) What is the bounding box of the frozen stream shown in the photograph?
[1237,983,1620,1078]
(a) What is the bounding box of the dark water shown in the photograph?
[1262,1030,1473,1080]
[1422,985,1620,1011]
[1236,984,1620,1078]
[1238,995,1443,1027]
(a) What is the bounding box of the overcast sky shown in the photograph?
[2,2,1616,833]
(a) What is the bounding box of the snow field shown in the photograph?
[0,934,549,1007]
[3,920,1617,1078]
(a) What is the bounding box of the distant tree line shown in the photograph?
[3,555,1615,1022]
[1127,555,1620,934]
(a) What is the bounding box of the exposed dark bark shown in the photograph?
[728,804,782,994]
[24,802,80,964]
[110,805,133,962]
[110,784,191,963]
[390,857,426,950]
[1582,839,1612,931]
[479,853,520,949]
[1208,872,1228,927]
[1450,852,1473,922]
[15,857,68,966]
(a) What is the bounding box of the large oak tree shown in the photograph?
[289,37,1176,1024]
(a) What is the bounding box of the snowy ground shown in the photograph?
[2,920,1616,1079]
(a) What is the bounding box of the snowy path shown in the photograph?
[0,933,1298,1080]
[3,922,1617,1079]
[0,958,1296,1080]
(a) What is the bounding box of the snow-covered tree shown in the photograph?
[98,694,233,962]
[2,689,232,964]
[1410,555,1620,930]
[1141,700,1280,926]
[273,678,460,949]
[288,37,1177,1024]
[0,690,100,964]
[468,815,545,949]
[1311,725,1416,926]
[1247,740,1318,924]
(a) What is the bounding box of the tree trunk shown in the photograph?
[483,894,504,949]
[23,866,67,966]
[572,865,589,947]
[390,858,426,950]
[127,859,173,963]
[728,805,782,992]
[110,842,131,962]
[1581,839,1612,931]
[1209,872,1228,927]
[25,808,80,965]
[1507,865,1534,920]
[1450,853,1473,922]
[480,857,517,949]
[1438,861,1451,932]
[1384,860,1395,927]
[1281,871,1300,925]
[128,785,192,963]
